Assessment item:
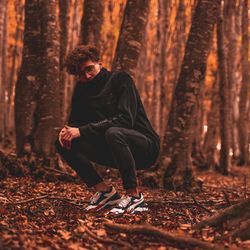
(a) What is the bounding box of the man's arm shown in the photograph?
[78,72,138,137]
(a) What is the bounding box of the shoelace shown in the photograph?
[117,195,131,208]
[90,192,101,204]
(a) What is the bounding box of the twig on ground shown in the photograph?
[4,194,86,208]
[147,199,230,206]
[43,166,75,179]
[5,194,49,205]
[78,219,131,248]
[48,196,86,207]
[191,195,213,214]
[222,190,231,206]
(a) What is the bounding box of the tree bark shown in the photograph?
[104,221,223,250]
[238,0,249,166]
[152,0,170,135]
[0,0,8,144]
[217,7,231,175]
[15,0,41,154]
[80,0,104,50]
[33,0,61,156]
[224,1,238,160]
[203,71,220,169]
[7,1,24,142]
[158,0,221,190]
[195,198,250,230]
[112,0,150,78]
[59,0,71,124]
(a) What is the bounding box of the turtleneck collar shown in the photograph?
[79,67,111,96]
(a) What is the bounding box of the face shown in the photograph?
[77,60,102,83]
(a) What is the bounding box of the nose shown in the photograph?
[85,72,92,80]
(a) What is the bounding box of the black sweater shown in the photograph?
[68,68,160,150]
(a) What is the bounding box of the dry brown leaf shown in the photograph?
[96,228,107,237]
[58,230,71,241]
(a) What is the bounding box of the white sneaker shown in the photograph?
[85,186,121,212]
[108,193,148,215]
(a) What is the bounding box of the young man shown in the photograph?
[55,45,160,214]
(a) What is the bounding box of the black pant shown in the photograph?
[55,127,159,189]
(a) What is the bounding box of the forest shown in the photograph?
[0,0,249,249]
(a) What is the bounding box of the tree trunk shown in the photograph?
[15,0,41,154]
[161,1,187,139]
[33,0,61,157]
[80,0,104,50]
[64,0,82,124]
[112,0,150,78]
[192,80,206,168]
[147,0,221,191]
[59,0,71,124]
[203,71,220,170]
[154,0,169,135]
[217,7,231,175]
[238,0,249,166]
[0,0,8,144]
[7,1,24,143]
[225,1,239,161]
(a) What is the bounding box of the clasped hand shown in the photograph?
[59,125,80,150]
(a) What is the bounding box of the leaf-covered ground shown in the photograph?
[0,166,250,250]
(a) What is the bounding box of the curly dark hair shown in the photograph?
[64,44,101,75]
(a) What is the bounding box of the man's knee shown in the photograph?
[105,127,126,144]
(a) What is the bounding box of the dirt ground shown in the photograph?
[0,165,250,250]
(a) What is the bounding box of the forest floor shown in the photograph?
[0,164,250,250]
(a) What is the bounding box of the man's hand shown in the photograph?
[59,127,67,148]
[59,126,80,150]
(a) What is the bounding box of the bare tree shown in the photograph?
[224,1,238,159]
[33,0,60,156]
[238,0,249,165]
[217,4,231,175]
[15,0,41,154]
[143,0,221,190]
[7,1,24,141]
[80,0,104,49]
[0,0,8,144]
[203,71,220,170]
[59,0,71,123]
[15,0,60,157]
[112,0,150,78]
[151,0,170,135]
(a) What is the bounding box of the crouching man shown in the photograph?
[55,45,160,214]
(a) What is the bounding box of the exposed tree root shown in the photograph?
[78,219,131,248]
[228,219,250,240]
[0,150,75,182]
[104,220,226,250]
[195,198,250,230]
